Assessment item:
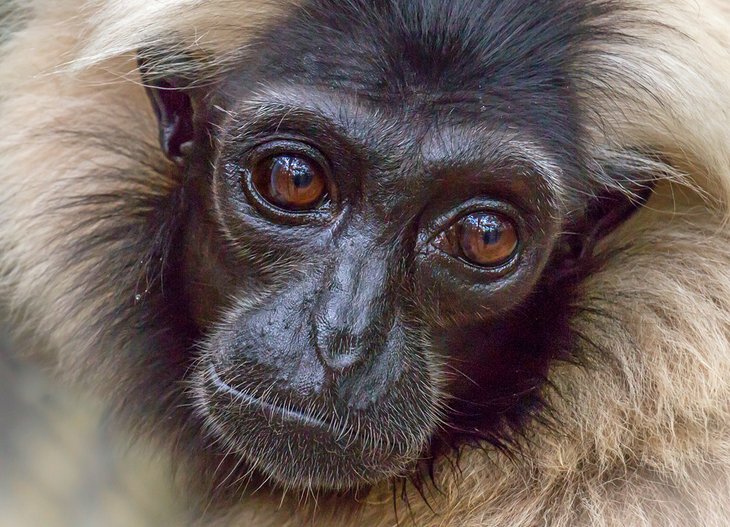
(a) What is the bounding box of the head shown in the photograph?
[136,0,651,492]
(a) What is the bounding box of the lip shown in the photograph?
[208,366,332,432]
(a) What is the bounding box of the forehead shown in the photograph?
[217,0,606,161]
[228,0,597,108]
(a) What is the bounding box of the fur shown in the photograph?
[1,1,729,526]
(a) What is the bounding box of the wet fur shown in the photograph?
[1,1,730,525]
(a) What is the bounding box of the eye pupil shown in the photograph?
[481,228,501,246]
[277,158,312,188]
[252,154,327,211]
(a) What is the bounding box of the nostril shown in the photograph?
[317,329,366,373]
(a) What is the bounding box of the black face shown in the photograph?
[144,0,647,492]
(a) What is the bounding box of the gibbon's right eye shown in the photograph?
[250,154,328,212]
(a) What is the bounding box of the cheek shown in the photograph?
[411,239,552,326]
[426,280,575,435]
[439,320,546,387]
[180,207,279,329]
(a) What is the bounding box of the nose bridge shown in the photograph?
[313,237,392,372]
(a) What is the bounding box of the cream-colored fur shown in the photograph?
[1,1,729,526]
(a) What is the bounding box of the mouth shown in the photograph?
[197,360,434,491]
[207,365,334,432]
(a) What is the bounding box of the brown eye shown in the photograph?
[435,212,519,268]
[459,213,518,266]
[251,154,327,211]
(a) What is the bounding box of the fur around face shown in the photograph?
[1,1,729,526]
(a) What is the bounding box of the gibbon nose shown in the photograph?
[313,246,392,376]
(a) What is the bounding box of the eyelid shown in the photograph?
[220,101,356,164]
[246,138,332,172]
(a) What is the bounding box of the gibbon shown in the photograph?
[1,1,729,526]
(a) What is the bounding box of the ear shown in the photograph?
[579,183,654,254]
[138,56,199,167]
[554,182,655,280]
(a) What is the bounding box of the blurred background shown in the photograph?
[0,329,190,527]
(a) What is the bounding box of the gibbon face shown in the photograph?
[141,0,651,491]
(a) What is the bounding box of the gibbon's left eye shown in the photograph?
[434,212,519,268]
[251,154,327,211]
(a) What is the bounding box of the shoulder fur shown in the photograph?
[1,1,729,526]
